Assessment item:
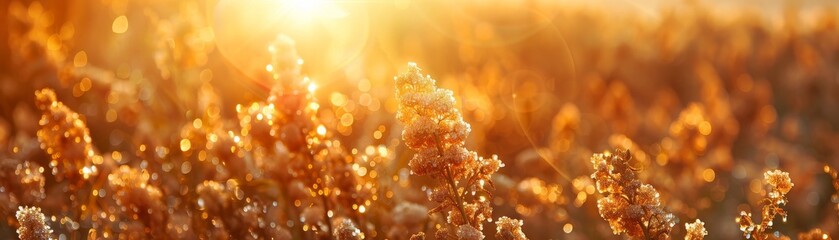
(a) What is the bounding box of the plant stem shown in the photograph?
[640,220,652,240]
[431,131,469,226]
[444,166,468,226]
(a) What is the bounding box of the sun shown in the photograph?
[279,0,348,24]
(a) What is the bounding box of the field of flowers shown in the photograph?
[0,0,838,239]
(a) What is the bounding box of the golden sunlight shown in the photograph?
[1,0,838,239]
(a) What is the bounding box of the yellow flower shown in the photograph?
[764,170,794,195]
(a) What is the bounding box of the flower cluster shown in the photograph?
[495,216,527,240]
[684,219,708,240]
[15,206,53,240]
[736,170,794,240]
[229,35,378,239]
[591,148,676,239]
[0,160,46,217]
[395,63,473,177]
[390,202,429,238]
[107,166,167,236]
[662,103,714,165]
[35,88,100,182]
[194,180,293,239]
[395,63,524,239]
[332,218,363,240]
